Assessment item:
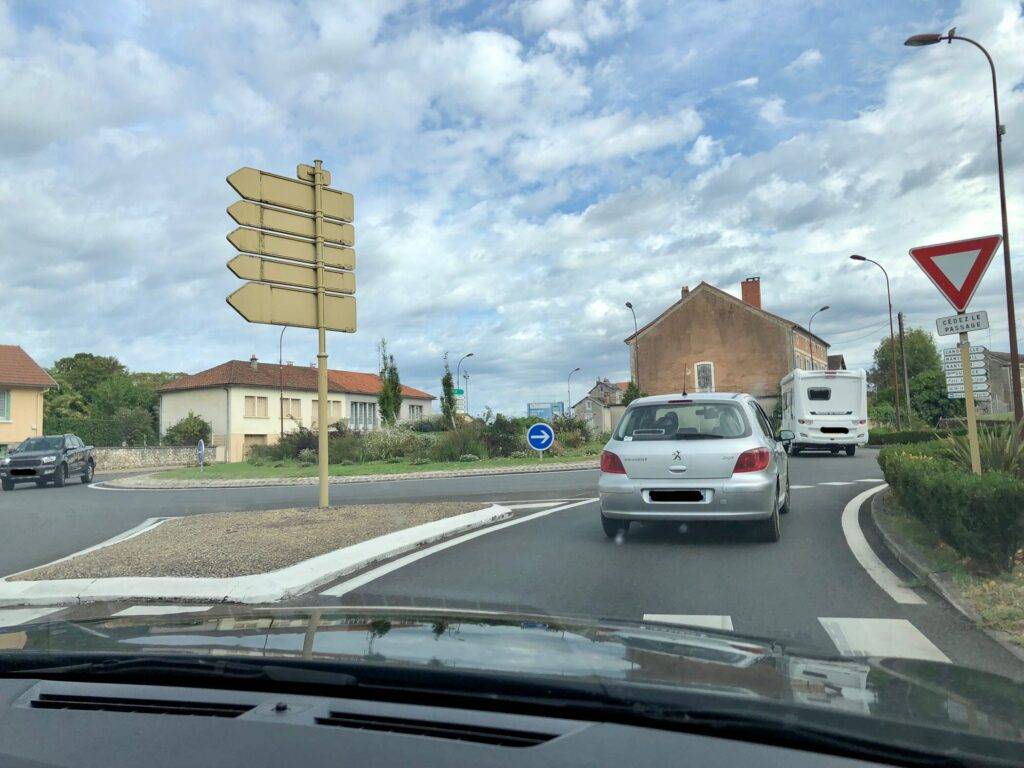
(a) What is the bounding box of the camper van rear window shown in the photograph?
[807,387,831,401]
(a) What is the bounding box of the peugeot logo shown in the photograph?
[672,450,682,460]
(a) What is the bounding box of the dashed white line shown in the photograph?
[819,617,949,662]
[790,484,815,489]
[841,484,925,605]
[643,614,734,631]
[322,498,597,597]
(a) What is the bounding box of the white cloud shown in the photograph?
[685,134,722,166]
[733,76,759,88]
[785,47,823,71]
[756,96,789,126]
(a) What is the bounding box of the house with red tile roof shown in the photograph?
[571,378,630,434]
[0,345,57,452]
[158,357,435,461]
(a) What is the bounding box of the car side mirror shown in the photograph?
[778,429,795,442]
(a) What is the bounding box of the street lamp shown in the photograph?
[851,255,902,429]
[463,371,470,416]
[904,29,1021,422]
[807,304,830,340]
[568,367,581,412]
[456,352,474,382]
[625,301,641,391]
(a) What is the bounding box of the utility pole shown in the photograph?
[898,312,912,419]
[463,371,470,416]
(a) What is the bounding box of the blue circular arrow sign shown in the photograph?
[526,422,555,452]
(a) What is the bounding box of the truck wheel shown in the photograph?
[53,464,66,488]
[1,478,13,491]
[829,447,839,455]
[81,461,94,484]
[845,445,856,457]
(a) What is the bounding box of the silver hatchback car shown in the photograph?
[598,392,793,542]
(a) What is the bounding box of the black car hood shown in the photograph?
[6,450,58,460]
[5,605,1024,743]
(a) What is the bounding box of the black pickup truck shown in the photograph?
[0,434,95,490]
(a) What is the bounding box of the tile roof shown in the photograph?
[0,345,57,388]
[614,381,630,390]
[158,360,434,399]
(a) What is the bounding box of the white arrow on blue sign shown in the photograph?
[526,422,555,452]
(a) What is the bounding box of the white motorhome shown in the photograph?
[779,369,868,456]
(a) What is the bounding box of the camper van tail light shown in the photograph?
[798,419,812,425]
[600,451,627,474]
[733,448,770,474]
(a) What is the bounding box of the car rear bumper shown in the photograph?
[598,471,776,521]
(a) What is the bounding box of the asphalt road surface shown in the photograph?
[2,450,1021,680]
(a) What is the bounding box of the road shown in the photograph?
[1,450,1021,679]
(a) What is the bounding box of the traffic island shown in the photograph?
[0,502,511,605]
[870,490,1024,662]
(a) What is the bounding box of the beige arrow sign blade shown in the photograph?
[227,282,356,332]
[227,254,355,294]
[227,167,353,222]
[227,201,354,246]
[227,227,355,270]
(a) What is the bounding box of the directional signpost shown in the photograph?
[910,235,1002,474]
[526,422,555,459]
[226,161,355,507]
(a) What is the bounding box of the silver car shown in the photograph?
[598,392,793,542]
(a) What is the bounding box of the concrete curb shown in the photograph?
[98,460,599,490]
[868,490,1024,664]
[0,504,512,607]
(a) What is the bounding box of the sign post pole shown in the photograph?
[313,160,330,510]
[959,321,982,475]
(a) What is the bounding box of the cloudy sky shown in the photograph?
[2,0,1022,414]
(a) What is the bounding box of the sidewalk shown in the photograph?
[102,459,599,489]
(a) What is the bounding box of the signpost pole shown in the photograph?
[898,312,912,417]
[959,324,982,475]
[314,159,330,509]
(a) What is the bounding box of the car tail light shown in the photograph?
[600,451,626,474]
[733,448,770,474]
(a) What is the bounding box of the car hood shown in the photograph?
[5,605,1023,742]
[5,450,59,460]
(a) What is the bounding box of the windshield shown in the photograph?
[13,437,63,452]
[1,2,1023,760]
[615,402,750,440]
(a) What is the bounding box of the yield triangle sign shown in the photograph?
[909,234,1002,312]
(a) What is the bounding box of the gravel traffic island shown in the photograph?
[13,503,483,581]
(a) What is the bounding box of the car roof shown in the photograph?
[628,392,751,406]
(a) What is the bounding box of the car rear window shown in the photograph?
[615,402,750,440]
[807,387,831,401]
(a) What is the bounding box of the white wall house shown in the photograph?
[159,358,435,461]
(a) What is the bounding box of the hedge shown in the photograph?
[869,429,963,446]
[877,444,1024,574]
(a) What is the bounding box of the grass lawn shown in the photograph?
[881,497,1024,649]
[158,450,600,480]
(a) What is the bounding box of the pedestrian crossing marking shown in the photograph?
[819,618,949,662]
[642,614,733,630]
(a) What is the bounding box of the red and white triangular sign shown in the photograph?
[909,235,1002,312]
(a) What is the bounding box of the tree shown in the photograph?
[92,374,151,415]
[164,411,213,446]
[909,368,965,426]
[440,354,457,428]
[869,329,941,395]
[376,338,403,425]
[49,353,126,404]
[621,380,646,405]
[111,406,155,446]
[43,387,89,420]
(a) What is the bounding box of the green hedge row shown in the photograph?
[877,444,1024,574]
[869,429,964,446]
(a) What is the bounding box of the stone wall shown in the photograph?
[92,445,224,471]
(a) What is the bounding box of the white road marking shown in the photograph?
[322,498,598,597]
[503,501,567,510]
[841,484,925,604]
[0,607,62,627]
[857,478,884,482]
[819,618,949,662]
[643,614,734,631]
[790,484,815,489]
[112,605,213,617]
[820,481,856,486]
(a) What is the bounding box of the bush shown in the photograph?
[272,427,319,459]
[409,416,448,433]
[297,447,317,465]
[870,429,945,445]
[553,414,592,442]
[878,444,1024,574]
[509,450,531,459]
[163,411,212,446]
[430,425,487,462]
[328,432,362,464]
[458,454,480,462]
[558,428,585,449]
[942,422,1024,477]
[483,414,525,457]
[361,425,414,461]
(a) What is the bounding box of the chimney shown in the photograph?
[741,277,761,309]
[681,285,690,298]
[249,354,258,371]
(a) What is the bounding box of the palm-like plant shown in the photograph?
[941,420,1024,477]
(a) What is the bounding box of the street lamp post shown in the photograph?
[625,302,641,391]
[905,30,1021,422]
[279,326,287,440]
[807,305,830,367]
[851,255,902,429]
[463,371,470,416]
[568,367,581,413]
[456,352,474,418]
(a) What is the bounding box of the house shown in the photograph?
[573,379,629,434]
[624,278,830,410]
[158,357,435,460]
[827,354,847,370]
[0,345,57,453]
[968,349,1023,415]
